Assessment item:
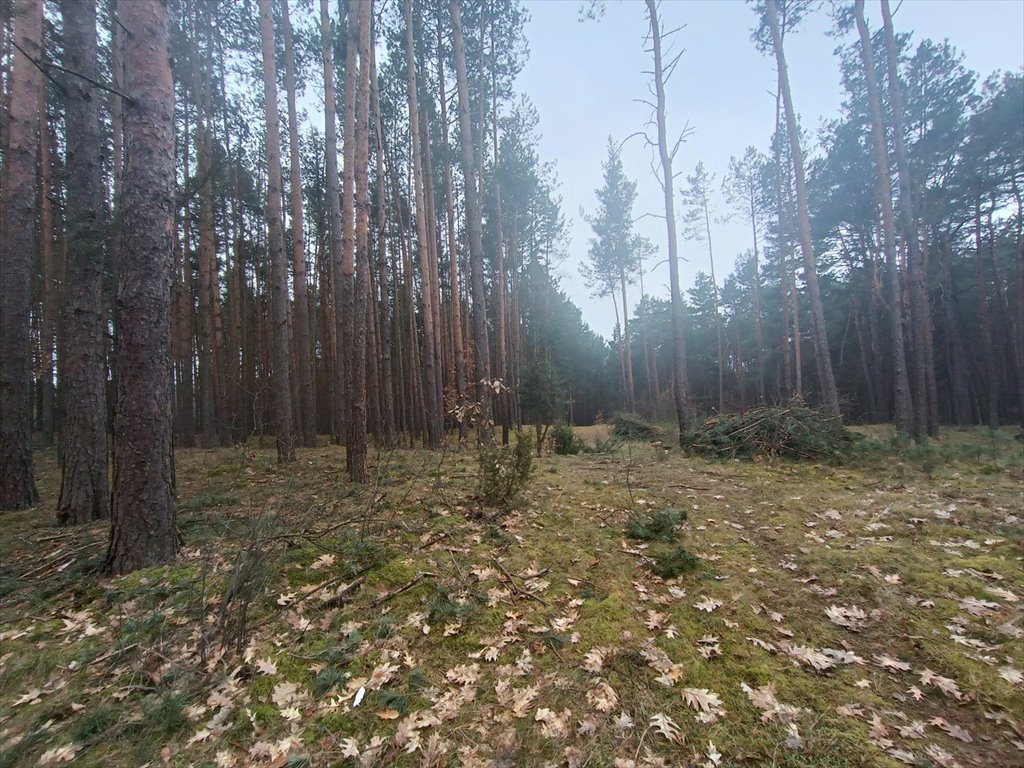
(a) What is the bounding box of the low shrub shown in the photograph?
[551,422,585,455]
[478,431,535,509]
[626,507,698,578]
[649,546,700,579]
[626,507,686,542]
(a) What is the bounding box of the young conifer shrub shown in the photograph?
[478,431,535,509]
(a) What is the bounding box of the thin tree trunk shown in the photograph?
[638,262,658,404]
[437,9,467,443]
[702,200,725,412]
[0,0,41,510]
[258,0,295,462]
[370,40,397,447]
[749,190,765,403]
[880,0,937,438]
[774,88,792,402]
[974,199,999,427]
[281,0,316,447]
[199,46,228,447]
[645,0,691,434]
[404,0,441,449]
[855,0,913,436]
[619,272,636,412]
[347,0,371,482]
[319,0,346,444]
[106,0,176,574]
[39,83,57,445]
[765,0,840,416]
[450,0,492,442]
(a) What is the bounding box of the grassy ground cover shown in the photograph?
[1,426,1021,767]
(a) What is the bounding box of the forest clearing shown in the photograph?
[2,0,1023,765]
[1,426,1021,767]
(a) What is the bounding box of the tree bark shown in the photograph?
[58,0,110,524]
[404,0,442,449]
[645,0,691,434]
[880,0,938,438]
[974,199,999,427]
[0,0,41,510]
[854,0,913,437]
[106,0,176,574]
[450,0,492,443]
[281,0,316,447]
[39,82,57,445]
[436,9,468,443]
[765,0,840,416]
[701,197,725,413]
[749,189,765,403]
[258,0,296,462]
[319,0,346,444]
[370,39,397,447]
[347,0,371,481]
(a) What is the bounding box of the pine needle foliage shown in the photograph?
[551,422,585,455]
[626,507,687,542]
[478,431,535,509]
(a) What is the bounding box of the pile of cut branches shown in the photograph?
[612,412,664,441]
[681,404,857,462]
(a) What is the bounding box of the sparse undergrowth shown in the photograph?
[0,426,1021,768]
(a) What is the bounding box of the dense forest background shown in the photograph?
[0,0,1021,565]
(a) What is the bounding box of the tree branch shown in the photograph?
[12,39,134,104]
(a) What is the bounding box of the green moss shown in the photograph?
[576,590,631,646]
[364,557,417,590]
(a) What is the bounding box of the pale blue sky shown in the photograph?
[515,0,1024,338]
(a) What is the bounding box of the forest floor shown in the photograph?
[0,425,1022,768]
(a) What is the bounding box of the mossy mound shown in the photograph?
[681,404,858,462]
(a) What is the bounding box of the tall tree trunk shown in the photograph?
[790,238,803,398]
[940,237,971,424]
[281,0,316,447]
[638,263,659,403]
[749,190,765,403]
[619,272,636,412]
[0,0,41,510]
[774,89,792,402]
[404,0,441,449]
[645,0,691,433]
[39,83,57,445]
[370,41,397,447]
[765,0,840,416]
[702,200,725,412]
[418,93,445,439]
[106,0,176,574]
[450,0,492,443]
[58,0,110,524]
[855,0,913,437]
[198,48,228,447]
[974,199,999,427]
[258,0,295,462]
[319,0,346,444]
[437,9,467,443]
[880,0,937,438]
[347,0,371,482]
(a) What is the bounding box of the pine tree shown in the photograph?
[106,0,177,574]
[0,0,42,511]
